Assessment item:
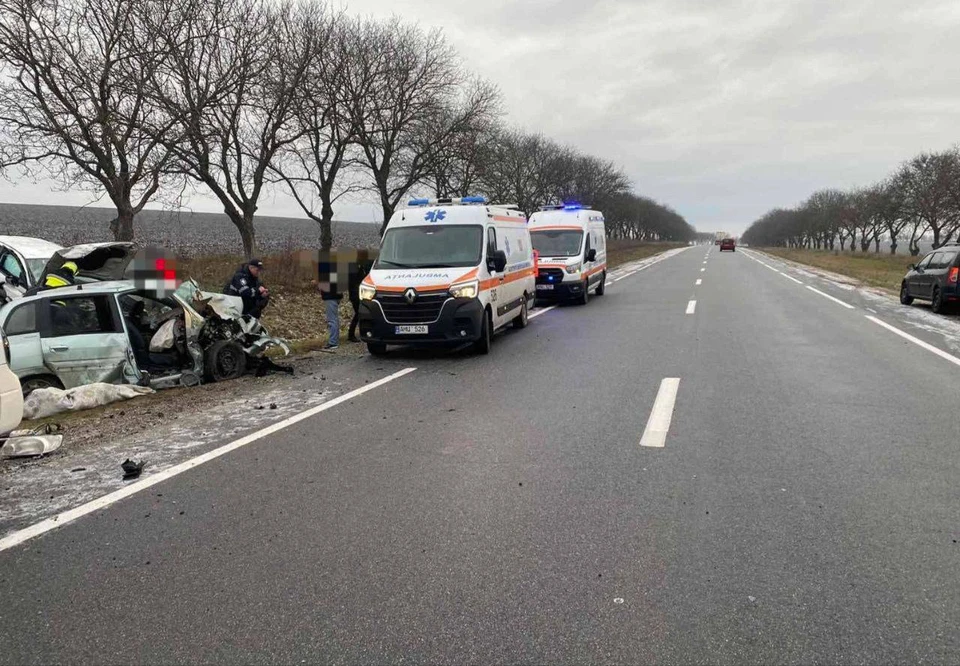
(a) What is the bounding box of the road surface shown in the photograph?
[2,246,959,664]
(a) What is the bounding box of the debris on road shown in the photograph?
[121,459,145,480]
[0,434,63,459]
[23,384,154,420]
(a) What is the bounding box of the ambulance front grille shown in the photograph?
[377,290,449,324]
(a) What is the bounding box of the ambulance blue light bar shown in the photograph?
[407,196,487,207]
[563,201,583,211]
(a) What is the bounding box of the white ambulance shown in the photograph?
[528,204,607,304]
[358,196,536,355]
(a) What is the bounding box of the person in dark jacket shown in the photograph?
[224,259,269,318]
[347,257,372,343]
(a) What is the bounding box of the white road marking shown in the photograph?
[805,285,855,309]
[782,274,804,284]
[695,279,702,286]
[529,305,557,319]
[640,378,681,448]
[0,367,418,553]
[686,300,696,314]
[605,281,613,287]
[866,316,960,367]
[866,307,877,314]
[700,268,705,272]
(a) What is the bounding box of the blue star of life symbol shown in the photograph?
[424,209,446,222]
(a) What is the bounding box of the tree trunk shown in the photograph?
[224,207,257,257]
[890,242,898,255]
[109,207,136,241]
[874,237,880,252]
[379,200,393,237]
[839,237,846,251]
[320,200,334,251]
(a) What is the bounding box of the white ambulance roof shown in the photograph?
[388,197,527,229]
[528,206,604,230]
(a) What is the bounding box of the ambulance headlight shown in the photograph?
[565,262,582,274]
[359,284,376,301]
[449,280,479,299]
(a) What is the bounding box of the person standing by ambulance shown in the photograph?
[317,250,342,351]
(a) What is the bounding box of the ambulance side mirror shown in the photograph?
[488,250,507,273]
[586,249,597,262]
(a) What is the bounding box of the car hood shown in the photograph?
[39,242,138,283]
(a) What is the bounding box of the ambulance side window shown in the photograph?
[487,228,498,255]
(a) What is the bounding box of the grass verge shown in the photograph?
[606,240,686,269]
[759,248,914,294]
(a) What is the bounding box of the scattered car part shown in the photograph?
[121,458,145,479]
[0,434,63,459]
[23,384,154,420]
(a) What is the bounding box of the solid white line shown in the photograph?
[782,274,804,284]
[605,281,613,287]
[0,367,418,553]
[640,378,681,448]
[686,300,696,314]
[866,316,960,367]
[529,305,557,319]
[695,279,702,286]
[805,285,855,309]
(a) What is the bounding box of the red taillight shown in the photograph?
[950,267,958,284]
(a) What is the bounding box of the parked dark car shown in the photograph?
[900,244,960,314]
[719,238,736,252]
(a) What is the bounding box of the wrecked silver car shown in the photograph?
[0,278,289,395]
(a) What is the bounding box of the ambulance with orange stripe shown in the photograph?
[357,196,536,355]
[528,204,607,304]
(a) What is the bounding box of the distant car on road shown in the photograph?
[0,236,64,304]
[719,238,736,252]
[714,239,721,245]
[900,244,960,314]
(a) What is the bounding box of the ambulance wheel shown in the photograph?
[204,340,246,382]
[473,309,492,354]
[579,279,590,305]
[367,342,388,356]
[512,296,529,329]
[595,272,606,296]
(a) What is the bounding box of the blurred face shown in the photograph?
[248,265,261,278]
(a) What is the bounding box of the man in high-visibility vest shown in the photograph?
[42,261,79,290]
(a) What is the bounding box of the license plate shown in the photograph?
[536,284,554,290]
[395,325,428,335]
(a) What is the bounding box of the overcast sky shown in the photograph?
[3,0,960,234]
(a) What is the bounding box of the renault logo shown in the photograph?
[403,288,417,304]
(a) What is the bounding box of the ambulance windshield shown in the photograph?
[377,225,483,269]
[530,230,584,257]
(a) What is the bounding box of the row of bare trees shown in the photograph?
[742,147,960,255]
[0,0,694,255]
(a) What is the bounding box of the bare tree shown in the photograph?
[0,0,174,240]
[346,21,495,232]
[141,0,316,256]
[271,7,354,250]
[894,150,960,252]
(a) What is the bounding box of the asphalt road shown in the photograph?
[2,245,960,664]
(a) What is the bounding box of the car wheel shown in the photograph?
[512,296,529,329]
[579,279,590,305]
[473,309,492,354]
[204,340,247,382]
[931,286,945,314]
[899,282,914,305]
[595,272,606,296]
[20,374,63,397]
[366,342,387,356]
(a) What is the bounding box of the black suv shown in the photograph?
[900,244,960,313]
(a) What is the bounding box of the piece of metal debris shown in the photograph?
[121,459,146,480]
[0,434,64,459]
